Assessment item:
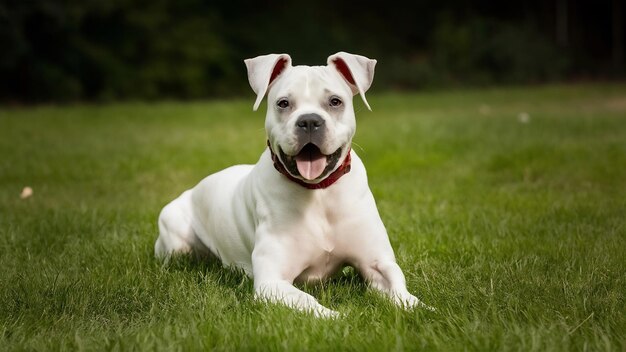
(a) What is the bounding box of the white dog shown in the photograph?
[155,52,430,317]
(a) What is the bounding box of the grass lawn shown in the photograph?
[1,84,625,351]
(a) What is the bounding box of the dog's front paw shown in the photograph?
[394,293,436,312]
[312,305,341,319]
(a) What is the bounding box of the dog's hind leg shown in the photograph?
[155,190,210,261]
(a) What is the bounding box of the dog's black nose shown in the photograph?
[295,114,325,132]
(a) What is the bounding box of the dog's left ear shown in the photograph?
[244,54,292,111]
[327,52,377,111]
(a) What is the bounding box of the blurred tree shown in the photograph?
[613,0,624,72]
[0,0,623,102]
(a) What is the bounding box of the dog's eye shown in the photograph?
[329,97,342,107]
[277,99,290,109]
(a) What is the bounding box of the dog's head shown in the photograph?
[245,52,376,183]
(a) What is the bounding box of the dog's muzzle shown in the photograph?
[276,113,337,180]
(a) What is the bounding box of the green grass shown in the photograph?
[1,84,625,351]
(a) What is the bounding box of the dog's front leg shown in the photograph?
[254,280,339,318]
[361,259,434,311]
[251,239,339,318]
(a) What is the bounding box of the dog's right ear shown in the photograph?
[244,54,292,111]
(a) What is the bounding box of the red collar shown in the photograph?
[267,141,351,189]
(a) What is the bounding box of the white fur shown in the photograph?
[155,52,430,317]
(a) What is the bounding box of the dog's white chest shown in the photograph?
[295,254,343,283]
[283,197,348,282]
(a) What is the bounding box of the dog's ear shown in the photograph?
[327,52,377,111]
[244,54,292,111]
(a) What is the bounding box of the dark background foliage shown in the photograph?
[1,0,624,102]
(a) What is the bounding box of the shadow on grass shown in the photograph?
[161,253,370,309]
[161,253,250,288]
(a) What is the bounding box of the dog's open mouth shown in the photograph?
[279,144,343,181]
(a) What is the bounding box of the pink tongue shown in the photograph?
[295,153,327,180]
